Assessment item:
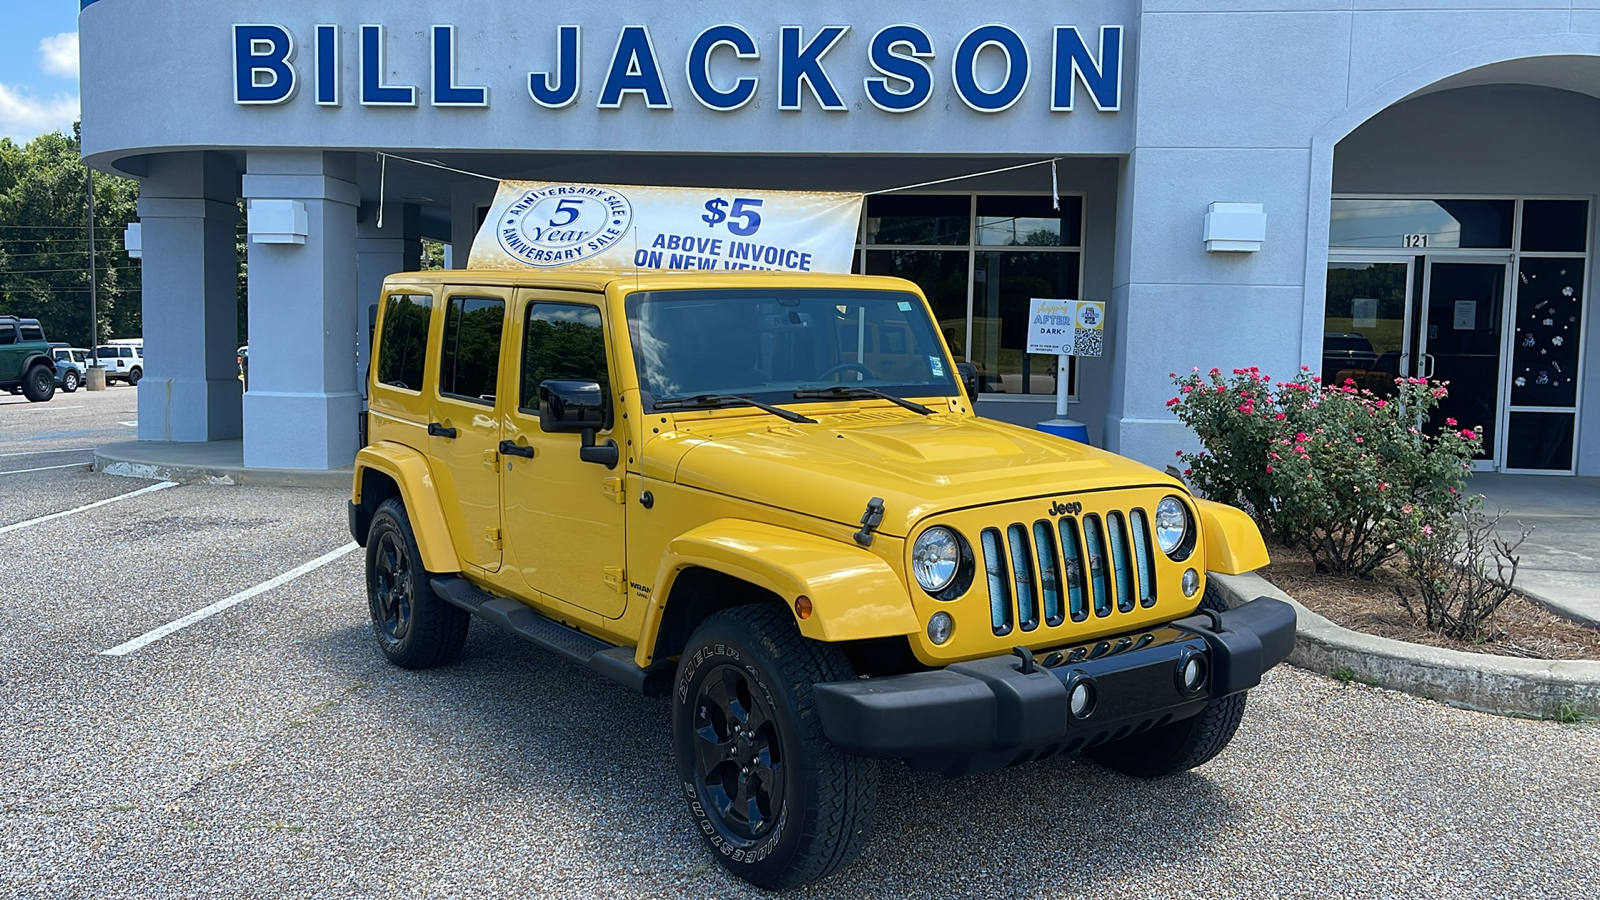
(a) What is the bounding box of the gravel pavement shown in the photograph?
[2,392,1598,899]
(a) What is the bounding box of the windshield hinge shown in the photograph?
[853,497,886,547]
[602,476,625,504]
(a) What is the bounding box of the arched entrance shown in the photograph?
[1318,56,1600,474]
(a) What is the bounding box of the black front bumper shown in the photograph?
[813,596,1296,777]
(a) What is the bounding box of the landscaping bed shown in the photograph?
[1260,545,1600,662]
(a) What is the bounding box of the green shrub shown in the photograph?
[1167,367,1481,577]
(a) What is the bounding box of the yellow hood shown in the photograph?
[662,410,1181,536]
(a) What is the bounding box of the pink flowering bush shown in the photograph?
[1168,367,1481,576]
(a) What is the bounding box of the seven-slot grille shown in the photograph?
[980,510,1159,635]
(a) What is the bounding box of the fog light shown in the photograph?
[927,612,954,645]
[1182,568,1200,597]
[1067,676,1096,719]
[1183,657,1206,691]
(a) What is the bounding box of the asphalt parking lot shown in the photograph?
[2,389,1599,899]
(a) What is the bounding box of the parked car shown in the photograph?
[351,270,1296,889]
[91,341,145,386]
[0,316,58,401]
[50,345,88,393]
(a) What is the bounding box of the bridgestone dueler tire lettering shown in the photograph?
[1084,585,1249,778]
[672,604,877,889]
[365,497,470,669]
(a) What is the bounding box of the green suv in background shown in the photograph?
[0,316,57,402]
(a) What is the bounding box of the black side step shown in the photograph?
[431,575,672,697]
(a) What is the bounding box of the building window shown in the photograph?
[858,194,1084,397]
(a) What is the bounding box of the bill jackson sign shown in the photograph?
[233,22,1122,114]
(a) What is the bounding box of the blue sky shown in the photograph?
[0,2,82,142]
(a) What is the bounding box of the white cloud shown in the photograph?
[0,83,80,142]
[40,32,80,80]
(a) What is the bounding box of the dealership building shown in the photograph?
[80,0,1599,475]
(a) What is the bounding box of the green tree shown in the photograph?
[0,124,141,347]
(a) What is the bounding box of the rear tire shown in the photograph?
[672,604,877,889]
[1084,586,1248,777]
[62,370,79,393]
[22,365,55,402]
[365,497,470,669]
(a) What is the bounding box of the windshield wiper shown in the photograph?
[792,386,935,416]
[653,394,818,424]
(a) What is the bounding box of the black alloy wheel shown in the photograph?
[363,497,469,669]
[371,528,414,645]
[690,664,787,841]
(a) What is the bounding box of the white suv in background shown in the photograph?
[92,340,145,386]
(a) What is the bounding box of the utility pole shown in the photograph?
[85,166,106,390]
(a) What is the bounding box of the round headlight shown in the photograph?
[912,527,962,594]
[1154,496,1188,556]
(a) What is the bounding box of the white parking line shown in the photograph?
[0,481,177,536]
[0,463,90,475]
[101,542,360,657]
[0,447,95,457]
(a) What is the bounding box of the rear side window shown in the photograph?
[20,325,44,342]
[376,293,432,391]
[0,326,14,345]
[439,295,505,404]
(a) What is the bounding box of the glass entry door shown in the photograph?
[1419,260,1510,468]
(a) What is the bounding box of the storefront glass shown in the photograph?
[860,194,1084,397]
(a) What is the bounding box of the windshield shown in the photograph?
[626,288,959,409]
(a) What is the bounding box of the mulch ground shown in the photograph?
[1259,545,1600,661]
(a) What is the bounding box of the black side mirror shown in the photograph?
[955,362,980,404]
[538,379,613,433]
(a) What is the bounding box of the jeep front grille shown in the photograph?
[982,511,1158,636]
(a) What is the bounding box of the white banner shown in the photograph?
[1026,298,1106,357]
[467,181,863,274]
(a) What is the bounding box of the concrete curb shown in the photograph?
[94,443,351,489]
[1212,571,1600,720]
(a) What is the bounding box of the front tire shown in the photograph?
[672,604,877,890]
[22,365,55,402]
[365,497,469,669]
[127,366,143,386]
[1085,585,1248,778]
[62,370,79,393]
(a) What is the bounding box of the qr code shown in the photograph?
[1072,326,1104,358]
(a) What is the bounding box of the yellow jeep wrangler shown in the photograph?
[349,269,1294,889]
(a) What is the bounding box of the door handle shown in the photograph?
[428,422,458,439]
[498,440,536,459]
[1421,353,1437,380]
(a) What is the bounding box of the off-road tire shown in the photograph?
[365,497,469,669]
[1085,585,1248,777]
[21,365,55,402]
[672,604,877,890]
[62,369,79,393]
[127,367,143,386]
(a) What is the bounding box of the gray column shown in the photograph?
[356,203,421,396]
[241,151,362,470]
[134,152,242,441]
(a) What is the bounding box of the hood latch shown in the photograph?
[853,497,886,547]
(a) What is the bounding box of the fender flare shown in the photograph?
[1193,498,1270,575]
[353,442,459,573]
[637,519,920,666]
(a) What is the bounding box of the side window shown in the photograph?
[0,326,16,345]
[376,292,432,391]
[439,295,505,405]
[20,325,45,342]
[519,303,608,412]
